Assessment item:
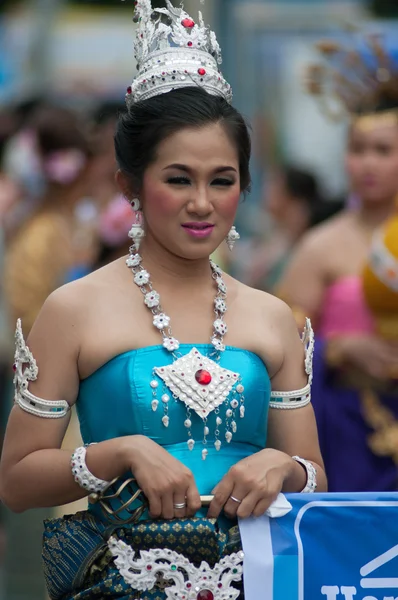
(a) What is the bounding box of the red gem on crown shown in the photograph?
[197,590,214,600]
[198,68,206,76]
[195,369,212,386]
[181,18,195,28]
[187,41,193,47]
[127,86,132,94]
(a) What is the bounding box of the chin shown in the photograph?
[170,239,222,261]
[360,190,393,205]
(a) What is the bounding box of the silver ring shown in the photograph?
[230,496,242,504]
[173,502,187,510]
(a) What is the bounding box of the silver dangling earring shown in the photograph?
[226,225,240,251]
[128,198,145,251]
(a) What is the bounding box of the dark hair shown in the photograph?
[279,164,344,226]
[92,101,126,127]
[114,87,251,193]
[281,165,320,210]
[28,105,92,158]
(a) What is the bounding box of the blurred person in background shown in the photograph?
[278,37,398,492]
[2,97,49,227]
[88,101,126,209]
[0,106,21,386]
[0,105,22,594]
[95,193,135,269]
[2,105,99,597]
[4,104,97,337]
[246,164,343,292]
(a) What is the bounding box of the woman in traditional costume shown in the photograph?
[0,2,325,599]
[279,35,398,492]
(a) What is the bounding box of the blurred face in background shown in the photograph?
[266,171,292,225]
[346,119,398,206]
[266,170,311,233]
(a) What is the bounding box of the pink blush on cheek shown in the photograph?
[142,179,181,218]
[218,189,241,220]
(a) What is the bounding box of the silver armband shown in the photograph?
[292,456,317,493]
[71,445,111,493]
[13,319,69,418]
[270,318,314,410]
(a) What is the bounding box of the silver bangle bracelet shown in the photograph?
[292,456,317,493]
[71,445,111,494]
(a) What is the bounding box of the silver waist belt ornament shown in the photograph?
[107,494,292,600]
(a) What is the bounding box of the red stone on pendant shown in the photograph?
[187,41,193,47]
[197,591,214,600]
[181,17,195,28]
[195,369,212,385]
[198,68,206,76]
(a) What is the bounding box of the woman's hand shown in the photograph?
[123,435,202,520]
[328,335,398,380]
[207,448,295,520]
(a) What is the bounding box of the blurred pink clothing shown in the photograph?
[98,195,135,246]
[318,276,375,337]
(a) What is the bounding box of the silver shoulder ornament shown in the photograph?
[13,319,69,418]
[270,318,315,410]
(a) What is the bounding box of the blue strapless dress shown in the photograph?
[43,345,271,600]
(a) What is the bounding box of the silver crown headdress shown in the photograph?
[124,0,232,106]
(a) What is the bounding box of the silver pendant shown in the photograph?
[154,348,240,419]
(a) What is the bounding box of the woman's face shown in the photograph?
[346,120,398,205]
[139,123,241,260]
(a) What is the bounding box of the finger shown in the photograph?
[250,472,284,519]
[207,479,234,519]
[173,493,188,518]
[237,471,281,519]
[161,493,174,520]
[223,486,250,519]
[147,492,162,519]
[236,490,264,519]
[185,484,201,518]
[252,496,275,518]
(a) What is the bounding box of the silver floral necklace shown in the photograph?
[126,250,245,460]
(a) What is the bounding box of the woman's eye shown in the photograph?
[349,143,364,154]
[167,176,191,185]
[212,178,235,186]
[376,145,392,156]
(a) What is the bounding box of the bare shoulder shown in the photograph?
[28,259,124,340]
[295,211,351,256]
[226,276,297,329]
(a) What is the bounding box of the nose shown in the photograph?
[187,185,214,217]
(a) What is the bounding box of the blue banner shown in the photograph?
[240,493,398,600]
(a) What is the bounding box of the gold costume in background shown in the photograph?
[4,210,74,337]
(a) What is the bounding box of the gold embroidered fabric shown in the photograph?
[361,388,398,465]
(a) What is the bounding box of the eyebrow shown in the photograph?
[163,163,237,174]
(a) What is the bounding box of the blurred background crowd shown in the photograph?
[0,0,398,598]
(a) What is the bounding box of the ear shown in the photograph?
[115,170,138,200]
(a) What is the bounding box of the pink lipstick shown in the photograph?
[182,222,215,239]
